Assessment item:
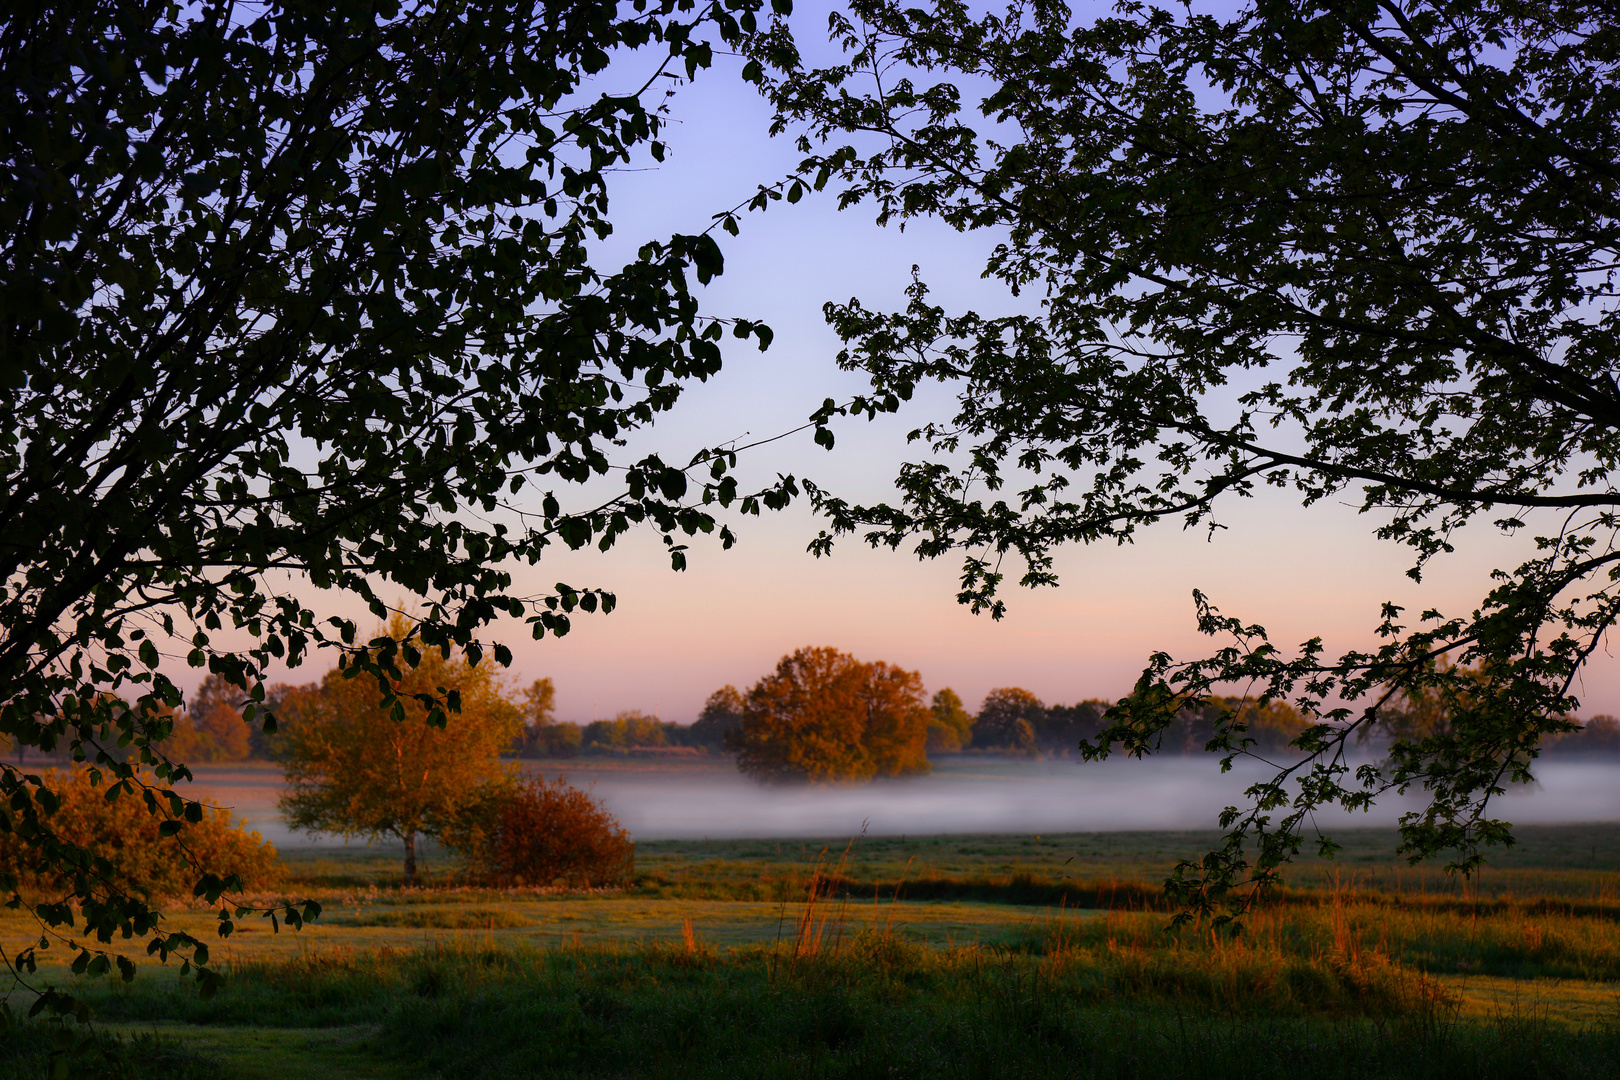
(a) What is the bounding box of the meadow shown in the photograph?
[4,763,1620,1078]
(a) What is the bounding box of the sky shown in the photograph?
[202,10,1620,724]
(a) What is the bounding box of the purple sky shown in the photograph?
[493,45,1620,723]
[189,17,1620,724]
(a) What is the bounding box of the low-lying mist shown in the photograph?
[544,757,1620,842]
[195,757,1620,847]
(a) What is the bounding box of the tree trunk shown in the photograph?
[403,830,417,885]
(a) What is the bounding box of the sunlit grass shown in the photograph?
[35,929,1620,1079]
[7,823,1620,1076]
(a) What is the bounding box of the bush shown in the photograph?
[0,767,281,900]
[450,775,633,888]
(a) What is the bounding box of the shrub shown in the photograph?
[0,767,281,900]
[450,775,633,888]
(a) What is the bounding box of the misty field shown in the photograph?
[5,763,1620,1078]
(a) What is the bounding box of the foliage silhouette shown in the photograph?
[757,0,1620,914]
[689,685,747,751]
[1,0,791,1004]
[972,687,1044,755]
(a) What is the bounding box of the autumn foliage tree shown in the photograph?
[727,647,929,783]
[0,765,279,901]
[166,673,253,763]
[277,617,523,883]
[447,774,633,888]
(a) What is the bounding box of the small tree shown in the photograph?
[927,688,973,752]
[524,679,557,728]
[518,677,587,758]
[517,678,561,758]
[728,647,930,783]
[687,686,745,751]
[278,617,522,883]
[972,688,1045,754]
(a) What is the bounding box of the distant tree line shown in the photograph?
[1542,717,1620,757]
[937,688,1620,760]
[916,688,1303,758]
[519,689,741,759]
[10,662,1618,774]
[0,668,735,767]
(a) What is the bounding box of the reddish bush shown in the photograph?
[452,774,633,888]
[0,767,281,900]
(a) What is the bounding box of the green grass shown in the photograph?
[0,1024,221,1080]
[26,932,1620,1080]
[623,826,1620,904]
[7,823,1620,1077]
[265,824,1620,909]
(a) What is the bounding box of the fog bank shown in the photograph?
[188,758,1620,847]
[557,757,1620,841]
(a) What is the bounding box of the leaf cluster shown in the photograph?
[1,0,790,1002]
[754,0,1620,912]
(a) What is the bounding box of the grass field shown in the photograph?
[5,770,1620,1078]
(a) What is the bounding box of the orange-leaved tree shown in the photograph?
[277,616,522,883]
[445,774,633,888]
[0,765,280,901]
[727,647,930,784]
[166,672,255,763]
